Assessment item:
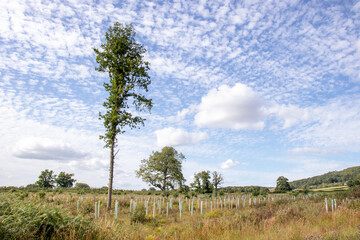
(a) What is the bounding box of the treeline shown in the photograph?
[290,166,360,189]
[220,186,270,195]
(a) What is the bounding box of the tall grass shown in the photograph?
[1,191,359,239]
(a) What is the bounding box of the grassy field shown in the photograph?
[1,189,360,239]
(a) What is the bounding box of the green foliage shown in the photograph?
[190,191,197,197]
[38,192,46,199]
[136,146,186,191]
[74,182,91,189]
[275,176,292,193]
[36,169,56,188]
[212,171,223,193]
[221,185,269,194]
[162,191,170,197]
[252,190,260,196]
[348,186,360,198]
[55,171,76,188]
[219,191,224,196]
[94,22,152,208]
[191,171,213,194]
[290,166,360,189]
[131,205,147,223]
[94,22,152,148]
[0,193,96,239]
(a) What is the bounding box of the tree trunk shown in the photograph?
[107,138,115,211]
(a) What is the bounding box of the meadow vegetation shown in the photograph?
[1,187,360,239]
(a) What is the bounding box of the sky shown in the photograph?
[1,0,360,189]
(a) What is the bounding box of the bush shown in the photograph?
[0,194,97,239]
[74,183,90,189]
[219,191,224,196]
[131,205,147,223]
[162,191,170,197]
[38,192,46,199]
[348,186,360,198]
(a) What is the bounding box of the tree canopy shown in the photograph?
[36,169,56,188]
[136,146,185,191]
[55,172,76,188]
[290,166,360,189]
[191,171,212,193]
[275,176,292,192]
[94,22,152,210]
[74,182,91,189]
[212,171,224,194]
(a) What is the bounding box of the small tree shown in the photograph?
[55,172,76,188]
[136,146,185,191]
[36,169,56,188]
[212,171,223,195]
[94,22,152,210]
[275,176,292,192]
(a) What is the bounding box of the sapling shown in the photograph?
[98,200,100,217]
[153,201,156,218]
[115,200,118,219]
[325,198,328,213]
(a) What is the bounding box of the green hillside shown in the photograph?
[290,166,360,189]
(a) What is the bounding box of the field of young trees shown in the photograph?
[1,186,360,239]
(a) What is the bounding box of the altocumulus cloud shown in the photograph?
[13,137,88,161]
[155,127,208,147]
[194,83,266,130]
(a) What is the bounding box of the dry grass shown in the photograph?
[1,191,360,239]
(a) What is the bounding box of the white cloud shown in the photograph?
[195,83,266,130]
[288,147,343,156]
[269,104,310,129]
[167,104,198,122]
[13,137,88,161]
[220,159,240,169]
[155,127,208,147]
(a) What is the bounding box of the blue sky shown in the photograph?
[1,0,360,189]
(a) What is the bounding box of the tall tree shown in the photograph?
[136,146,185,191]
[190,173,201,192]
[200,171,212,193]
[94,22,152,210]
[191,171,212,193]
[36,169,56,188]
[212,171,223,195]
[275,176,292,192]
[55,172,76,188]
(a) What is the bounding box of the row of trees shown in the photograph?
[136,146,224,194]
[35,169,76,188]
[190,171,223,194]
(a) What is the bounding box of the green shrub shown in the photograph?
[38,192,46,199]
[219,191,224,196]
[0,194,97,239]
[131,205,147,223]
[74,182,90,189]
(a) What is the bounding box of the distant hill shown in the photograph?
[290,166,360,189]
